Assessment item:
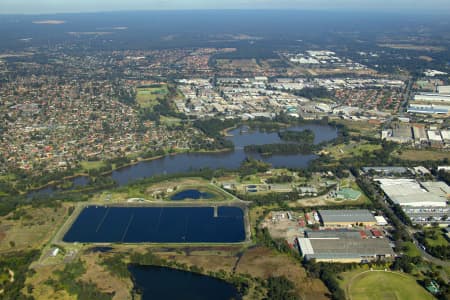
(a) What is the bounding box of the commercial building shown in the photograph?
[414,93,450,103]
[428,131,443,144]
[441,130,450,143]
[376,178,449,225]
[413,125,428,144]
[319,209,377,227]
[362,166,409,175]
[438,85,450,95]
[407,104,450,115]
[297,230,394,263]
[375,216,388,226]
[376,179,448,207]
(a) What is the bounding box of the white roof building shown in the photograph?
[376,178,448,207]
[438,85,450,95]
[375,216,388,226]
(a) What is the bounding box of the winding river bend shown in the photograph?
[29,124,337,197]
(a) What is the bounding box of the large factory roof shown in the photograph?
[298,230,394,261]
[319,209,376,224]
[376,179,448,207]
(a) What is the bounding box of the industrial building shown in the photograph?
[407,104,450,115]
[414,93,450,103]
[297,230,394,263]
[376,179,448,207]
[413,125,428,144]
[362,166,409,175]
[438,85,450,94]
[376,178,450,225]
[319,209,377,227]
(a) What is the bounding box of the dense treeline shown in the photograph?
[303,261,359,300]
[415,230,450,260]
[266,175,294,184]
[265,276,299,300]
[278,129,315,143]
[293,87,332,99]
[244,143,315,155]
[0,250,39,300]
[238,157,272,177]
[193,118,238,150]
[391,255,422,273]
[437,170,450,185]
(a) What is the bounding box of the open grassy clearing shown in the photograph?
[400,241,422,257]
[24,265,75,300]
[397,150,450,161]
[160,115,182,126]
[345,270,434,300]
[136,84,169,108]
[216,59,262,72]
[0,205,68,252]
[334,120,380,137]
[80,160,107,171]
[26,252,132,300]
[325,142,382,159]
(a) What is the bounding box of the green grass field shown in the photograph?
[160,115,182,126]
[326,142,382,159]
[348,271,434,300]
[398,150,450,161]
[400,241,422,257]
[80,160,107,171]
[136,84,169,108]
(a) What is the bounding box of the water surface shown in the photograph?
[64,206,245,243]
[130,265,240,300]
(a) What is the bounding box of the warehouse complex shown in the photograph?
[376,178,450,225]
[376,179,448,207]
[297,230,394,262]
[319,209,377,227]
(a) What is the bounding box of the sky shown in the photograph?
[1,0,450,14]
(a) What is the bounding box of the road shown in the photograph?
[408,228,450,267]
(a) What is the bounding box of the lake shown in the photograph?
[170,189,215,200]
[111,124,337,185]
[130,265,240,300]
[63,206,245,243]
[29,124,337,197]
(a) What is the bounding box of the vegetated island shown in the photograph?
[244,129,317,155]
[244,143,315,155]
[278,129,315,143]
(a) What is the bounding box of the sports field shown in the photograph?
[348,271,434,300]
[136,84,169,108]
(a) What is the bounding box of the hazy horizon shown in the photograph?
[1,0,450,15]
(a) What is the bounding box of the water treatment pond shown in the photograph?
[63,206,245,243]
[170,189,215,200]
[130,265,240,300]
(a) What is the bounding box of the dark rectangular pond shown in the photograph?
[130,265,240,300]
[63,206,245,243]
[170,189,215,200]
